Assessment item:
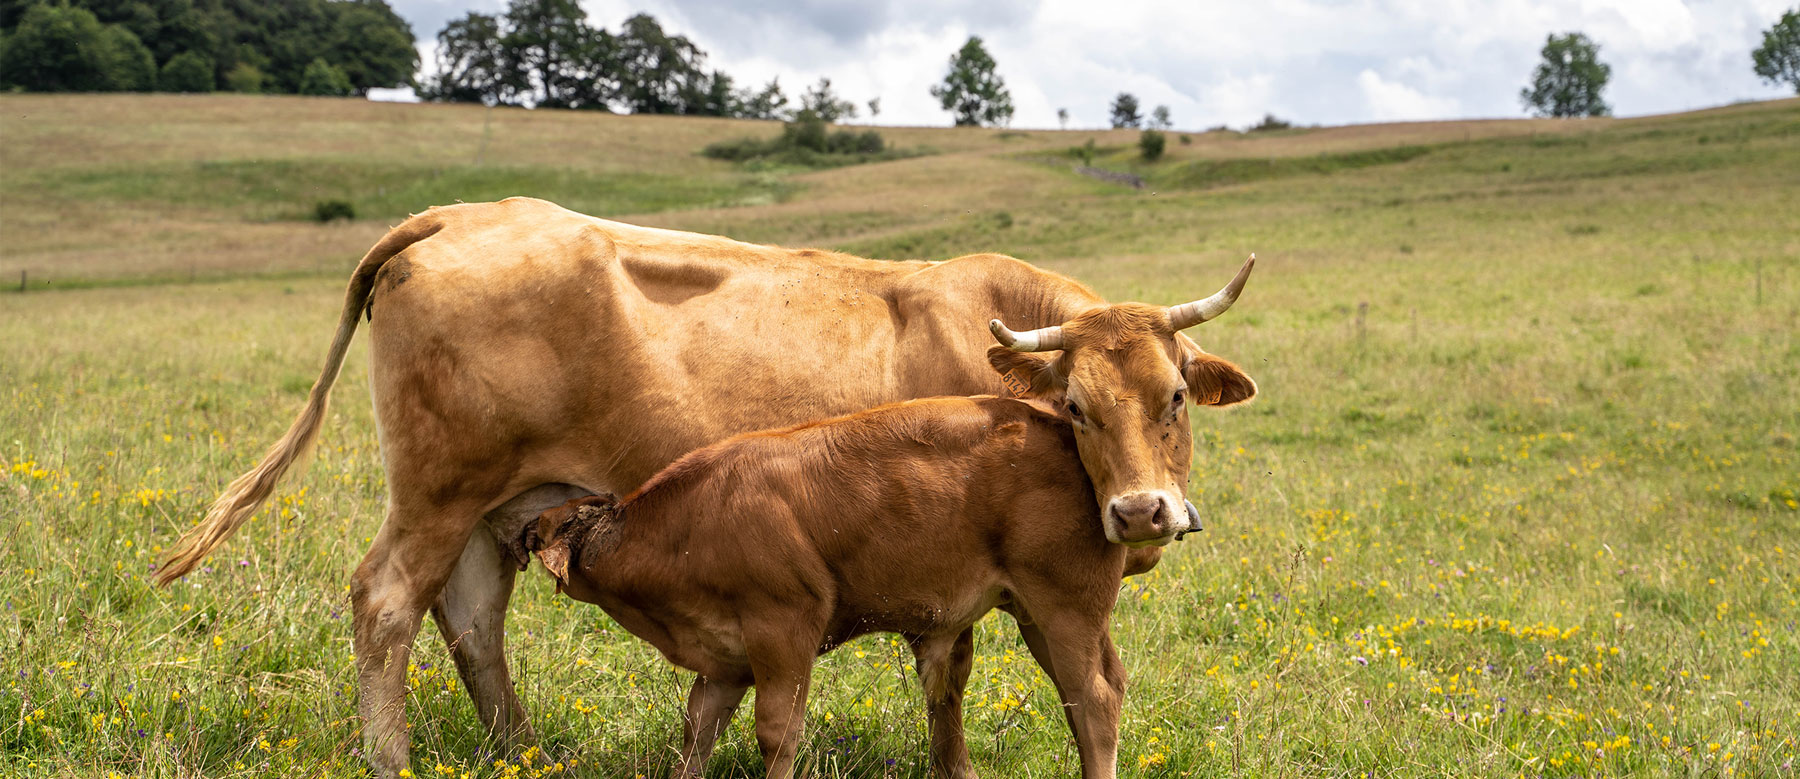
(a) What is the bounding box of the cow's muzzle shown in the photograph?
[1106,492,1187,547]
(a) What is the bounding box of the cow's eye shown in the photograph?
[1172,390,1186,408]
[1067,402,1084,421]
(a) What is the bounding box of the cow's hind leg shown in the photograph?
[428,484,593,754]
[429,530,532,752]
[911,627,977,779]
[353,497,486,778]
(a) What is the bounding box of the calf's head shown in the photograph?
[523,494,620,593]
[989,256,1257,547]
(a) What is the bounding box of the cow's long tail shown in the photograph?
[154,216,443,586]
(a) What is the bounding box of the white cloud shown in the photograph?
[1357,69,1461,121]
[393,0,1797,128]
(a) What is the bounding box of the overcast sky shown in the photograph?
[388,0,1796,129]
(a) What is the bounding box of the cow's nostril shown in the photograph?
[1107,506,1132,536]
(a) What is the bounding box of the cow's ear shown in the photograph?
[987,346,1065,399]
[1183,352,1257,407]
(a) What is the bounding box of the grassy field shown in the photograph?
[2,94,1797,778]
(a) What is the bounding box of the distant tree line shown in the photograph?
[7,0,1795,131]
[423,0,820,117]
[0,0,416,96]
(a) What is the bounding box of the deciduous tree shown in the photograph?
[801,76,857,122]
[1520,32,1611,118]
[1752,9,1800,94]
[421,12,509,104]
[0,0,415,96]
[614,12,707,114]
[1,4,150,91]
[98,24,155,90]
[930,36,1013,127]
[1109,92,1141,128]
[734,77,789,120]
[159,50,214,92]
[297,56,352,96]
[324,1,416,93]
[502,0,612,110]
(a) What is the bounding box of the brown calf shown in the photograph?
[521,395,1174,779]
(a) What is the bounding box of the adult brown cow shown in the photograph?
[153,196,1256,776]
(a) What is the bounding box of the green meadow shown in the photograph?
[1,94,1796,777]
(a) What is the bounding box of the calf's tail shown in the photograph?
[153,216,443,586]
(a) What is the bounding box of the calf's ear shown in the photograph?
[987,346,1065,399]
[524,513,574,592]
[1182,352,1257,407]
[538,539,573,592]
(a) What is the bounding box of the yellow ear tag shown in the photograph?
[1001,370,1030,398]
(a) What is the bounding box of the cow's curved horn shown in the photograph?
[1166,254,1255,331]
[989,319,1065,352]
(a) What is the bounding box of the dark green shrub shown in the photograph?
[1248,114,1292,132]
[1139,129,1166,161]
[781,110,829,152]
[704,112,902,167]
[700,136,770,162]
[314,199,355,222]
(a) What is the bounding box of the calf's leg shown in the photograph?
[911,628,977,779]
[352,498,485,777]
[745,626,817,779]
[750,666,812,778]
[429,530,533,752]
[1016,611,1126,779]
[673,674,751,778]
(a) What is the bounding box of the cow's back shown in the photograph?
[362,198,1102,502]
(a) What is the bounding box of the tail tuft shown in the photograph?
[154,393,331,585]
